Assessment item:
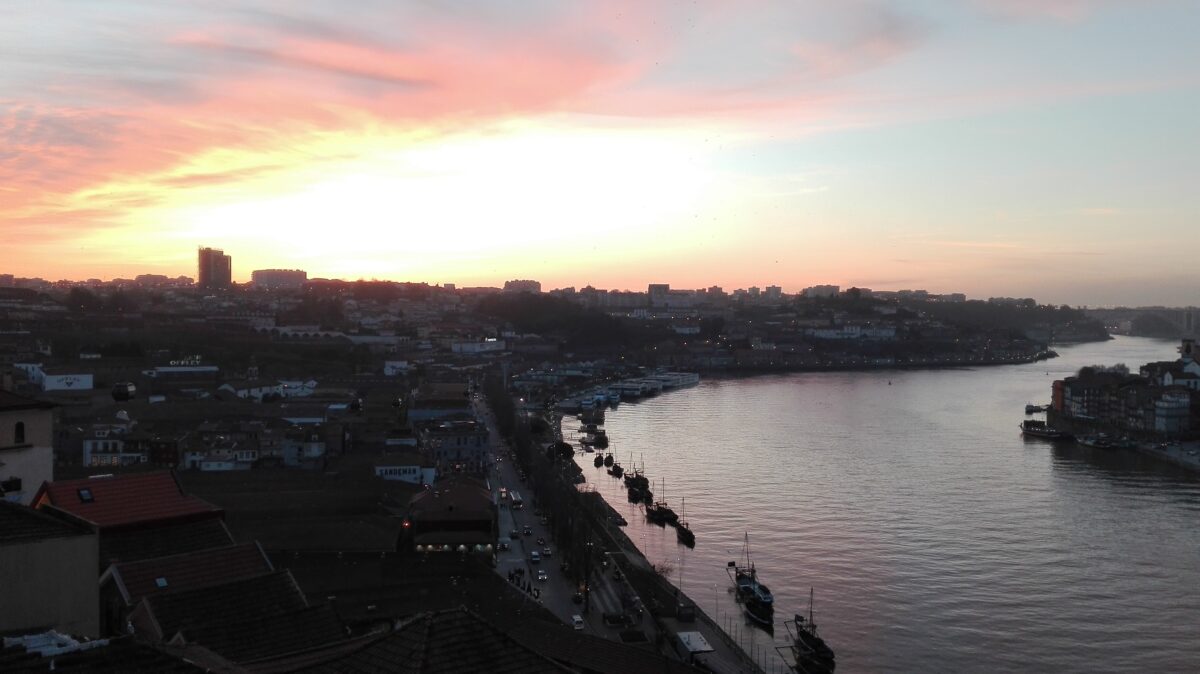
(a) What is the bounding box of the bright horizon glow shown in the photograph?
[3,1,1198,305]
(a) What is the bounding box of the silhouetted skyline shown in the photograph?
[3,2,1198,306]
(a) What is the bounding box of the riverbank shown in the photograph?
[1047,410,1200,474]
[581,461,768,674]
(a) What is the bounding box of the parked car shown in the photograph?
[530,551,541,564]
[572,615,585,631]
[523,526,533,536]
[571,592,584,605]
[542,547,552,557]
[509,528,519,538]
[537,569,549,582]
[536,537,546,546]
[498,542,510,551]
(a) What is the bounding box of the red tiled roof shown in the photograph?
[35,471,223,529]
[105,542,273,605]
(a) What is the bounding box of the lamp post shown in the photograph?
[584,540,593,611]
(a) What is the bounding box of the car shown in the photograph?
[540,517,549,526]
[530,551,541,564]
[498,542,510,551]
[523,526,533,536]
[571,592,584,605]
[602,612,633,627]
[537,569,548,582]
[509,528,519,538]
[571,615,585,631]
[542,547,552,557]
[536,537,546,546]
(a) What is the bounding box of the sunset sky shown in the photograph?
[2,1,1197,305]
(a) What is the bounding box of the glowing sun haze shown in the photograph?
[2,0,1198,305]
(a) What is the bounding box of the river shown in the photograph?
[571,336,1200,673]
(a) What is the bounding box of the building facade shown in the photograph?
[0,502,99,636]
[0,391,55,504]
[198,247,232,290]
[251,269,308,290]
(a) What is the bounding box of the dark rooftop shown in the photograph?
[185,604,345,664]
[139,570,309,641]
[98,517,235,569]
[272,552,558,628]
[287,607,571,674]
[0,390,55,412]
[103,542,272,605]
[0,500,92,546]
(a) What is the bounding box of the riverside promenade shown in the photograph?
[477,397,767,673]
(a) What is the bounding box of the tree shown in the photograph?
[65,287,102,313]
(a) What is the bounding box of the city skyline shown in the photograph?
[3,2,1198,306]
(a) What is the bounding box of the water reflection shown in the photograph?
[577,336,1200,673]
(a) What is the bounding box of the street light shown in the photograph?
[584,540,593,611]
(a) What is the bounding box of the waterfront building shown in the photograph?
[197,247,232,290]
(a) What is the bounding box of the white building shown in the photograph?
[374,459,436,486]
[384,361,411,376]
[13,363,94,392]
[218,380,285,401]
[450,339,506,355]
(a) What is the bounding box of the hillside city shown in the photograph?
[5,248,1197,672]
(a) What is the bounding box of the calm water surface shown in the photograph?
[572,336,1200,673]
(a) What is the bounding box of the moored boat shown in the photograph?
[744,597,773,630]
[604,453,614,467]
[783,589,836,674]
[728,532,773,608]
[1078,434,1113,449]
[646,478,678,524]
[675,497,695,548]
[1020,419,1071,440]
[593,454,604,468]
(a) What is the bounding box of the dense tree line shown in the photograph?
[476,294,634,348]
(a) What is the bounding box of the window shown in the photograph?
[78,488,94,503]
[14,421,24,444]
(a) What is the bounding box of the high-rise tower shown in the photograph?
[197,247,232,290]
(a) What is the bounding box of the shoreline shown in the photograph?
[561,415,769,674]
[1046,410,1200,474]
